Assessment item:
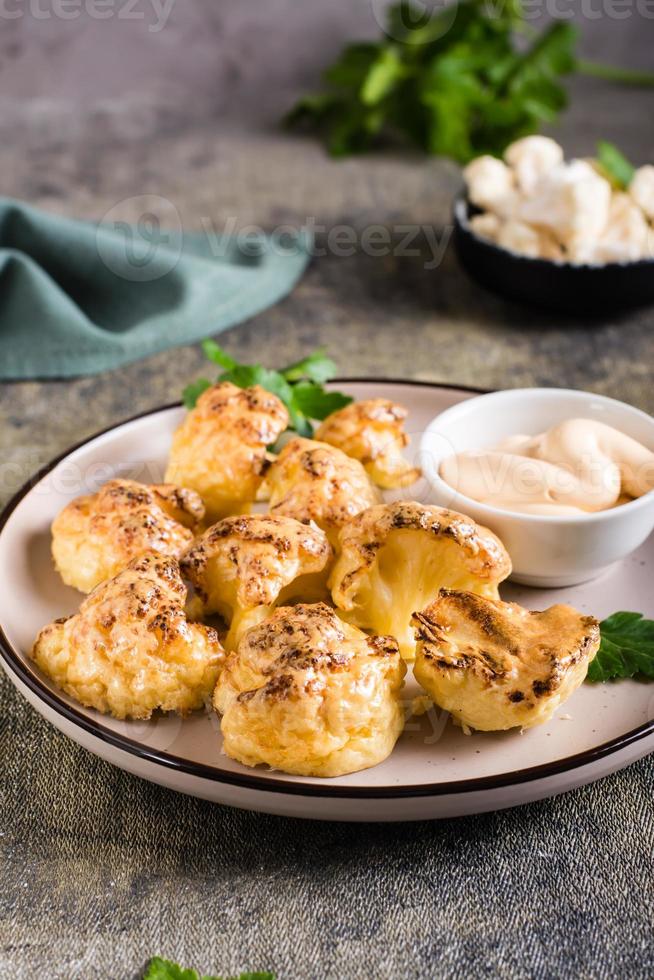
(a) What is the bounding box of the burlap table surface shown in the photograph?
[3,665,653,979]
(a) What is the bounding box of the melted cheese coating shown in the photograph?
[329,502,511,661]
[316,398,420,489]
[32,553,224,719]
[214,603,406,777]
[263,437,379,545]
[52,479,205,593]
[165,382,289,521]
[181,514,332,650]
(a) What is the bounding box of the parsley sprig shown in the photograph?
[182,342,352,437]
[287,0,654,161]
[587,612,654,683]
[143,957,274,980]
[596,140,636,191]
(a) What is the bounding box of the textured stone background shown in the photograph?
[1,2,654,978]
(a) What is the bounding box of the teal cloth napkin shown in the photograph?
[0,198,311,379]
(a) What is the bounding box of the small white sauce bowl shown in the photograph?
[419,387,654,587]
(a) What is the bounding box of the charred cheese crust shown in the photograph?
[51,479,205,593]
[413,589,600,731]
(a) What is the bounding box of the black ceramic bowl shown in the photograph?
[453,193,654,315]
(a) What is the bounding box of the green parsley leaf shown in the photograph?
[291,381,354,421]
[596,140,636,190]
[143,957,200,980]
[286,0,653,162]
[281,349,338,384]
[361,46,406,106]
[586,612,654,683]
[201,340,238,371]
[142,957,275,980]
[182,377,211,409]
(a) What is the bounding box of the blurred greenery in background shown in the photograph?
[287,0,654,161]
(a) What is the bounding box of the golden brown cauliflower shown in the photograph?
[165,382,289,521]
[329,502,512,661]
[51,479,205,593]
[181,514,333,650]
[32,553,224,719]
[315,398,420,489]
[413,589,600,732]
[263,437,379,544]
[214,602,406,777]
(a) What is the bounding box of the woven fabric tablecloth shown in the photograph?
[3,648,654,979]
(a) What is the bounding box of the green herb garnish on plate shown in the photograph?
[143,956,275,980]
[587,611,654,683]
[182,342,353,438]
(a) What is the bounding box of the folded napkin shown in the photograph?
[0,198,311,379]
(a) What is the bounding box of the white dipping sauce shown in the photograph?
[440,418,654,515]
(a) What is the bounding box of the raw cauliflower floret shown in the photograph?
[629,165,654,221]
[592,192,650,264]
[165,382,289,522]
[518,160,612,250]
[214,602,406,777]
[181,514,333,650]
[463,155,517,216]
[263,437,379,545]
[413,589,600,732]
[473,214,562,261]
[329,502,511,661]
[51,479,205,593]
[32,553,225,720]
[469,213,502,243]
[496,220,545,259]
[504,136,564,195]
[315,398,420,489]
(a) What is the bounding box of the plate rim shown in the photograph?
[2,377,653,801]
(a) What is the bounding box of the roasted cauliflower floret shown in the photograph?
[181,514,333,650]
[51,478,205,593]
[214,603,406,777]
[329,502,511,661]
[413,589,600,732]
[263,437,379,544]
[165,382,289,521]
[315,398,420,489]
[32,553,224,719]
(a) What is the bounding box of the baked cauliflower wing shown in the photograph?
[32,553,224,719]
[315,398,420,489]
[181,514,333,650]
[51,478,205,593]
[214,602,406,777]
[263,437,379,544]
[413,589,600,731]
[329,502,512,661]
[165,382,289,521]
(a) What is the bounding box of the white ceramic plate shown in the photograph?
[2,380,653,822]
